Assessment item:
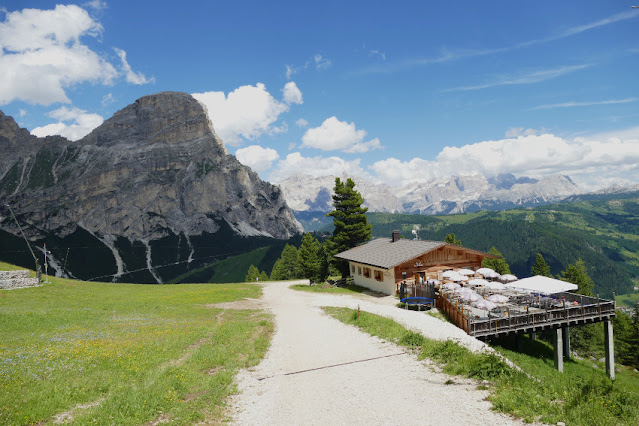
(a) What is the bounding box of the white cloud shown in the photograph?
[269,152,370,183]
[235,145,280,173]
[285,64,296,79]
[101,92,114,106]
[532,98,637,110]
[369,49,386,61]
[31,106,104,140]
[295,118,309,127]
[314,54,331,70]
[18,109,26,117]
[83,0,108,10]
[370,130,639,190]
[114,47,154,85]
[192,82,292,146]
[282,81,303,105]
[301,116,382,153]
[443,64,592,92]
[504,127,543,138]
[0,4,150,106]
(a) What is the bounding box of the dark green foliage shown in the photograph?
[531,252,552,277]
[614,310,639,369]
[482,247,511,275]
[445,233,462,246]
[0,160,23,196]
[25,149,56,190]
[326,178,372,277]
[297,232,329,284]
[245,265,260,282]
[270,244,301,280]
[366,195,639,297]
[561,259,594,296]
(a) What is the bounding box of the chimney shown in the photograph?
[392,229,401,242]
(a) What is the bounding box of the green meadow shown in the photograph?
[0,263,272,425]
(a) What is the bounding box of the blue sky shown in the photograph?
[1,1,638,190]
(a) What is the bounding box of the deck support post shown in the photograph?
[562,326,571,359]
[553,327,564,373]
[530,332,537,341]
[604,320,615,380]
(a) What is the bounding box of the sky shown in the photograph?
[1,1,638,191]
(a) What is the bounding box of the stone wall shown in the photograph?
[0,270,40,289]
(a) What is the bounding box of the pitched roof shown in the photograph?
[335,238,446,269]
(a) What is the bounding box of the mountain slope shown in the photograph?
[0,92,302,282]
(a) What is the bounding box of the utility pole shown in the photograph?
[5,204,42,282]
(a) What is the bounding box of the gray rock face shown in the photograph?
[0,92,302,282]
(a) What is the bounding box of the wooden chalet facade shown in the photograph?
[335,230,497,295]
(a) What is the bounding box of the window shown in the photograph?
[363,267,371,278]
[357,266,362,275]
[374,270,383,282]
[351,264,355,273]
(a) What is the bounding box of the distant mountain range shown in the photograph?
[278,173,582,216]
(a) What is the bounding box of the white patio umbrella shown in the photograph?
[427,279,441,285]
[442,270,458,278]
[484,281,507,290]
[477,267,495,276]
[485,271,501,279]
[474,299,497,310]
[457,268,475,276]
[467,278,490,286]
[443,282,461,290]
[487,294,509,303]
[500,274,518,282]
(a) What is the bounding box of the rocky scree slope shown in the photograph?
[0,92,302,283]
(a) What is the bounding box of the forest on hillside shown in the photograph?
[365,197,639,298]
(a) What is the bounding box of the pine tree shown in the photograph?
[531,253,552,277]
[445,233,462,246]
[270,244,300,280]
[481,247,511,275]
[245,265,260,282]
[326,178,372,277]
[298,232,321,284]
[561,258,594,296]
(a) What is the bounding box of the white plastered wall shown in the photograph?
[349,262,396,295]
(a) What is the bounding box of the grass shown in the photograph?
[0,266,273,425]
[290,283,370,295]
[616,292,639,309]
[323,307,639,426]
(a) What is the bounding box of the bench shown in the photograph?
[400,297,435,311]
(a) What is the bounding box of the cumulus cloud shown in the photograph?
[370,130,639,189]
[114,47,154,85]
[31,106,104,140]
[193,82,296,146]
[301,116,382,153]
[295,118,309,127]
[235,145,280,173]
[269,152,371,183]
[282,81,303,105]
[504,127,543,138]
[0,4,150,106]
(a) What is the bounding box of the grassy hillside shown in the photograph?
[0,264,272,424]
[366,197,639,298]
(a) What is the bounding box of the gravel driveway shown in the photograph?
[229,281,525,425]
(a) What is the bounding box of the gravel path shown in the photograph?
[229,281,525,425]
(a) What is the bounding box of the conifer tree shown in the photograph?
[445,233,462,246]
[531,253,552,277]
[561,258,594,296]
[245,265,260,282]
[270,244,301,280]
[298,232,322,283]
[326,178,372,277]
[481,247,511,275]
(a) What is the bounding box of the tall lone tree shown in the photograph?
[445,233,462,246]
[481,247,511,275]
[531,253,552,277]
[326,178,372,278]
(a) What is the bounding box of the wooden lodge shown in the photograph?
[334,230,497,295]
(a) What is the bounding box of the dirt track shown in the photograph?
[229,281,525,425]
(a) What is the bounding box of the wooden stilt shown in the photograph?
[554,328,564,373]
[604,320,615,380]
